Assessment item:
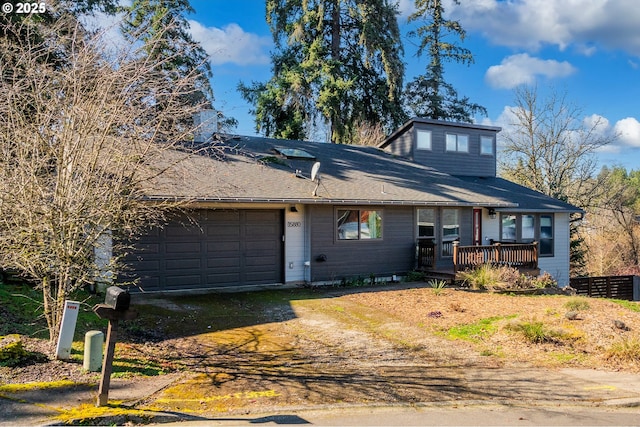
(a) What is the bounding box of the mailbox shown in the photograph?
[104,286,130,312]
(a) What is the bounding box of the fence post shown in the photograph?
[634,276,640,301]
[494,243,501,265]
[453,241,459,273]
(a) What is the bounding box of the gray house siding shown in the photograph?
[386,128,413,159]
[412,123,496,177]
[381,119,500,177]
[308,205,415,281]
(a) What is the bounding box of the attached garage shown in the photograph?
[122,209,284,292]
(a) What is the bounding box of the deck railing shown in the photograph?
[416,239,437,270]
[417,240,539,274]
[453,241,538,273]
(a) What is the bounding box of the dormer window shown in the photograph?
[446,133,469,152]
[480,136,494,155]
[416,130,432,150]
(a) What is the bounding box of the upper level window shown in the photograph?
[337,209,382,240]
[416,130,432,150]
[446,133,469,152]
[480,136,494,155]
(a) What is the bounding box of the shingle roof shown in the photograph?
[142,134,580,212]
[455,176,583,213]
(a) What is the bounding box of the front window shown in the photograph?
[442,208,459,256]
[500,213,554,256]
[540,215,554,256]
[417,208,435,238]
[501,215,516,241]
[337,209,382,240]
[446,133,469,152]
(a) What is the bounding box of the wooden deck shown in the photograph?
[417,240,540,282]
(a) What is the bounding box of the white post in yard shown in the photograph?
[55,300,80,360]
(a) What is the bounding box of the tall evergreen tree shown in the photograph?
[240,0,406,144]
[121,0,214,116]
[405,0,485,122]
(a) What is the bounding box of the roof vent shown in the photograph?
[193,109,218,142]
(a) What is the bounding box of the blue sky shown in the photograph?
[96,0,640,169]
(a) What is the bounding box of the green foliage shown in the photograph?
[0,334,47,367]
[404,0,486,121]
[405,270,426,282]
[243,0,406,143]
[609,299,640,313]
[459,265,558,291]
[120,0,223,123]
[428,279,447,296]
[447,316,510,342]
[458,265,519,290]
[605,337,640,363]
[507,320,557,344]
[564,298,591,311]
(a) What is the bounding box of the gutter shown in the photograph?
[141,195,517,208]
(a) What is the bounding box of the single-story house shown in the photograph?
[116,117,582,293]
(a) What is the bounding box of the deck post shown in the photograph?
[494,242,501,265]
[532,241,538,267]
[453,241,459,273]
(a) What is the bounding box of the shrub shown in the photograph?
[428,279,447,295]
[405,271,425,282]
[604,338,640,364]
[564,298,590,311]
[458,265,519,290]
[507,320,556,344]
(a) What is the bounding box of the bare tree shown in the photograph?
[0,16,211,343]
[499,85,617,275]
[499,85,615,207]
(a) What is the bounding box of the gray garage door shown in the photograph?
[122,209,284,292]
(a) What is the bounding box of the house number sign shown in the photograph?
[287,221,302,228]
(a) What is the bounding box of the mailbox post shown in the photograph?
[93,286,138,407]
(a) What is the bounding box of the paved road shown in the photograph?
[152,405,640,426]
[3,368,640,426]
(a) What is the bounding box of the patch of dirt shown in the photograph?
[2,285,639,413]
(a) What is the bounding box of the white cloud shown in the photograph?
[485,54,577,89]
[188,21,271,66]
[614,117,640,147]
[449,0,640,57]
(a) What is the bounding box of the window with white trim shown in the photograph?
[417,208,435,239]
[480,136,494,155]
[442,208,460,256]
[446,133,469,152]
[416,130,432,150]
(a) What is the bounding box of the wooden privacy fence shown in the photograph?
[570,275,637,301]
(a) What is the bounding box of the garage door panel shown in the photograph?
[166,259,201,270]
[207,257,241,268]
[206,273,241,284]
[166,275,202,287]
[165,225,202,238]
[245,256,277,267]
[207,241,240,253]
[165,242,201,253]
[207,226,240,238]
